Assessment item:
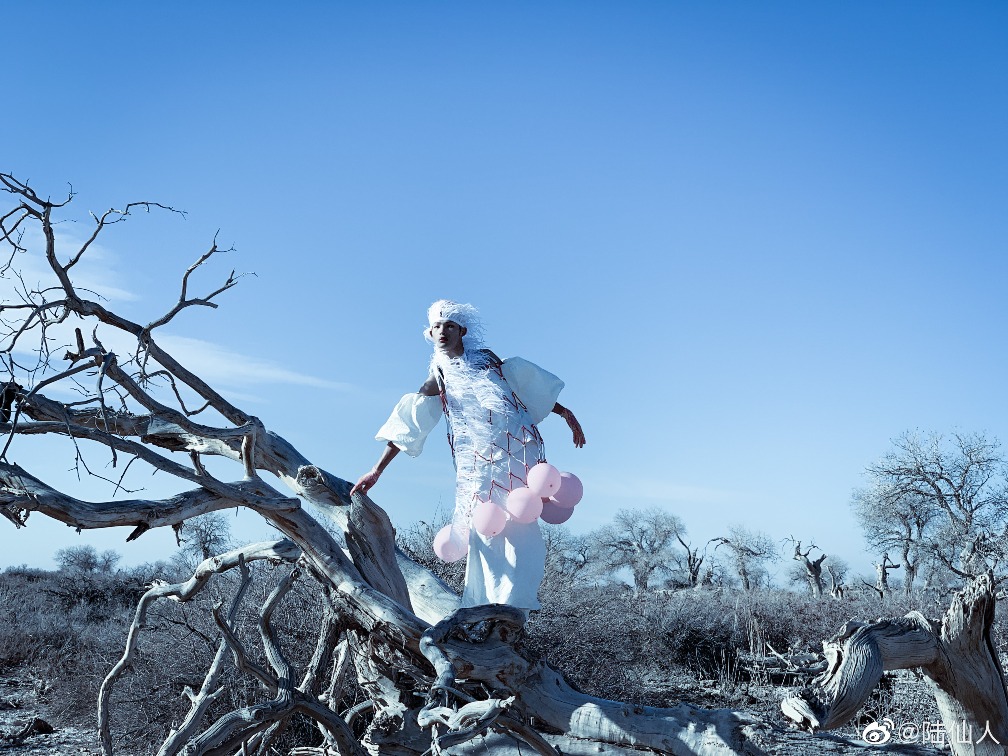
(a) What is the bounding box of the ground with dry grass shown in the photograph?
[2,556,998,755]
[0,673,100,754]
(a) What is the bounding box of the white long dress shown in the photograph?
[376,354,564,609]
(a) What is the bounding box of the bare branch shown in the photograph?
[156,555,253,756]
[0,461,298,532]
[70,201,185,271]
[190,569,304,756]
[142,240,246,334]
[99,541,300,756]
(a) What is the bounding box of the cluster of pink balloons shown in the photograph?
[432,463,584,562]
[505,462,583,526]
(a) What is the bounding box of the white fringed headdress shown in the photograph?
[425,298,502,411]
[424,299,486,351]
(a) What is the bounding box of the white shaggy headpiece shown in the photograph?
[424,300,485,349]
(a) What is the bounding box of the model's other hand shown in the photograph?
[351,469,381,496]
[564,410,586,448]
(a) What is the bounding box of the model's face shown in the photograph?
[431,320,465,356]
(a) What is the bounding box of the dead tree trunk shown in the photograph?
[675,533,710,588]
[782,572,1008,755]
[873,553,900,596]
[792,541,826,598]
[827,565,844,599]
[900,543,919,596]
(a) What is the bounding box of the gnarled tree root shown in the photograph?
[414,605,766,756]
[782,572,1008,756]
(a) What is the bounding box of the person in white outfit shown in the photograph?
[352,300,585,610]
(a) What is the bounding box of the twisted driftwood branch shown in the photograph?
[157,555,256,756]
[782,572,1008,756]
[99,540,301,756]
[196,568,364,756]
[184,570,301,756]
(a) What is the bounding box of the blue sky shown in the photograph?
[2,2,1006,581]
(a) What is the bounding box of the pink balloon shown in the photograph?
[472,499,507,536]
[526,462,562,497]
[506,487,544,523]
[551,472,583,508]
[540,498,574,524]
[433,525,467,562]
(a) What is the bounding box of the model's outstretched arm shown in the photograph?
[553,403,586,448]
[352,375,441,496]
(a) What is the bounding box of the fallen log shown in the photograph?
[782,572,1008,756]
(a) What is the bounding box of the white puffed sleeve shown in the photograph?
[501,357,565,425]
[375,393,443,457]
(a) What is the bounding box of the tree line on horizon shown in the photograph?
[28,427,1005,606]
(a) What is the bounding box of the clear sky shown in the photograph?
[2,2,1006,582]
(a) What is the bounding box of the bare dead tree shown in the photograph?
[852,482,932,594]
[55,544,108,574]
[0,175,807,756]
[588,506,686,595]
[873,553,900,596]
[787,538,827,598]
[177,511,235,563]
[712,525,778,591]
[859,431,1008,579]
[674,532,715,589]
[826,564,844,599]
[539,523,592,590]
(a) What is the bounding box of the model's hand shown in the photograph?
[351,469,381,496]
[564,409,586,448]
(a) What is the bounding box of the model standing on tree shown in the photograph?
[352,300,585,610]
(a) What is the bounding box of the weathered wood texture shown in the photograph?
[783,572,1008,756]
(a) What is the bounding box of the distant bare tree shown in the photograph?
[713,525,778,591]
[97,548,122,573]
[55,544,121,574]
[874,553,900,595]
[787,538,827,597]
[541,524,592,589]
[589,507,685,595]
[673,532,715,589]
[858,554,900,600]
[55,544,100,573]
[852,482,933,594]
[177,511,233,562]
[855,431,1008,582]
[826,560,848,599]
